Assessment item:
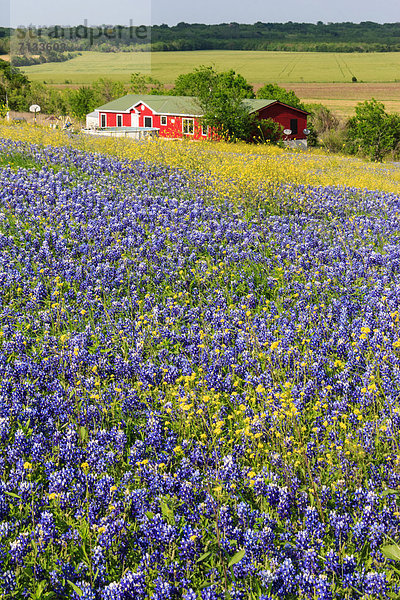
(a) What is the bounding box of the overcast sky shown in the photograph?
[2,0,399,27]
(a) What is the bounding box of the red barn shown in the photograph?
[94,94,308,143]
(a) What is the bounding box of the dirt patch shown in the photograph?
[286,82,400,101]
[252,82,400,100]
[251,82,400,118]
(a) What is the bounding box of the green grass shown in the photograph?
[0,151,92,182]
[20,50,400,85]
[0,153,42,170]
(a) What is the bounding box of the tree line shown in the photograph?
[1,58,399,162]
[2,22,400,58]
[150,22,400,53]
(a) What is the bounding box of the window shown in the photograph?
[144,116,153,128]
[117,114,123,127]
[201,123,208,136]
[183,118,194,135]
[161,115,167,126]
[290,119,298,134]
[101,114,106,128]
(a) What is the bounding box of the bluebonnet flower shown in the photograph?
[363,571,388,597]
[0,570,16,594]
[101,581,123,600]
[201,585,223,600]
[74,581,96,600]
[0,138,400,598]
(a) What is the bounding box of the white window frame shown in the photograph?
[144,116,153,128]
[117,114,123,127]
[161,115,167,126]
[101,113,106,128]
[201,123,208,136]
[183,118,194,135]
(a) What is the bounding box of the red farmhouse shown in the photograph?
[94,94,308,142]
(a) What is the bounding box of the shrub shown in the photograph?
[346,98,400,161]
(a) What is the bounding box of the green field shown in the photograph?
[20,50,400,85]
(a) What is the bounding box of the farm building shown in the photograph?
[86,111,99,129]
[88,94,309,143]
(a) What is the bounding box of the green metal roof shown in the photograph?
[96,94,307,116]
[243,98,309,114]
[243,99,275,113]
[97,94,203,116]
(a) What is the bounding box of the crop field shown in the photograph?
[1,125,400,598]
[20,50,400,85]
[284,83,400,118]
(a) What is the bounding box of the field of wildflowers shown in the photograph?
[0,129,400,599]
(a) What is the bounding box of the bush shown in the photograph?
[306,103,339,135]
[251,117,283,144]
[346,98,400,161]
[320,127,347,153]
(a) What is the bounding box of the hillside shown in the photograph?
[0,125,399,597]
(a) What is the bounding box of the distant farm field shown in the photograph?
[20,50,400,85]
[285,82,400,118]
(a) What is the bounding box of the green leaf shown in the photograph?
[4,491,21,499]
[196,551,211,563]
[81,542,90,565]
[32,581,47,599]
[146,511,154,520]
[228,548,245,568]
[382,489,400,496]
[79,426,88,443]
[381,544,400,562]
[160,500,174,525]
[390,565,400,576]
[67,580,83,597]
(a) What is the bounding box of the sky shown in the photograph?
[1,0,399,28]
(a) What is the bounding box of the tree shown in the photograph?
[92,78,126,104]
[173,66,255,99]
[68,86,96,119]
[256,83,305,110]
[26,82,68,116]
[173,65,216,97]
[305,103,340,147]
[203,89,254,141]
[346,98,400,161]
[0,58,30,110]
[173,66,255,141]
[306,103,339,134]
[130,73,166,95]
